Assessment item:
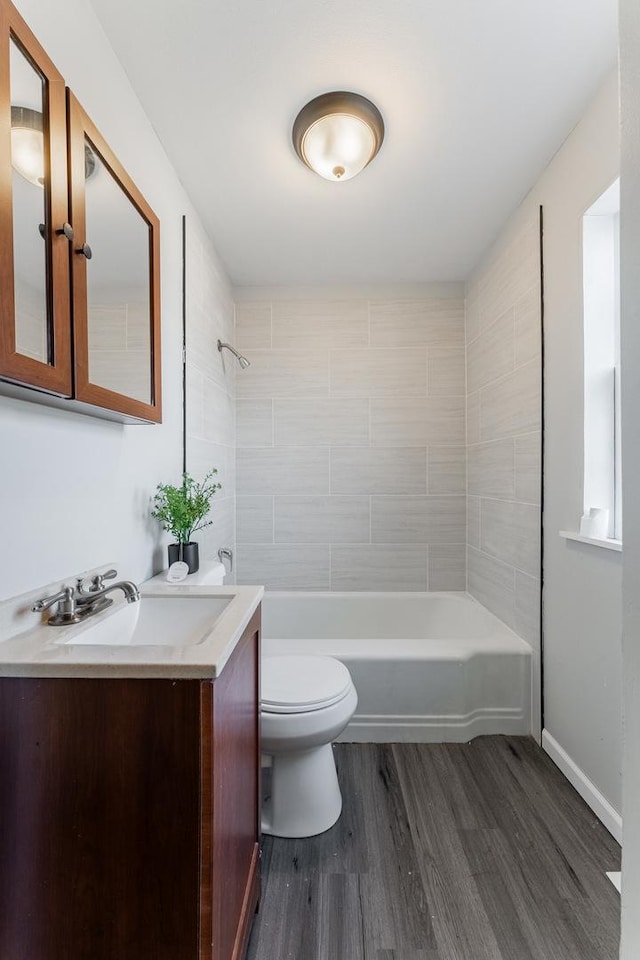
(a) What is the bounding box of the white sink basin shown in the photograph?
[59,596,232,647]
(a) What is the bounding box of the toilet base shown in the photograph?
[261,743,342,838]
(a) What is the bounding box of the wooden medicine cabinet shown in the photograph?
[67,93,161,422]
[0,0,162,423]
[0,0,71,396]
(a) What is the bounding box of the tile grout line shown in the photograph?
[425,542,430,590]
[270,398,274,448]
[329,542,333,591]
[467,428,542,447]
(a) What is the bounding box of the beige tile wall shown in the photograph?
[465,213,542,650]
[235,298,467,591]
[185,217,236,579]
[88,302,150,403]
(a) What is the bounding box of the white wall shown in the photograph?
[0,0,232,599]
[538,72,622,829]
[185,216,236,578]
[465,72,622,828]
[620,0,640,950]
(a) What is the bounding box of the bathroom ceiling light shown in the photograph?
[10,106,97,187]
[10,106,45,186]
[292,91,384,182]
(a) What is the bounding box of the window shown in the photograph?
[582,178,621,540]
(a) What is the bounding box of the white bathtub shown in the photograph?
[262,592,532,743]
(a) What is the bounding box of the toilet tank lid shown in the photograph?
[261,655,353,712]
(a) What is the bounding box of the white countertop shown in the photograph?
[0,576,263,680]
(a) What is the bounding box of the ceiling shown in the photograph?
[89,0,617,286]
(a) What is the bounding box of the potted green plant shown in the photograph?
[151,470,221,574]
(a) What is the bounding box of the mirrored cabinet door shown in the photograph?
[67,93,162,422]
[0,0,71,395]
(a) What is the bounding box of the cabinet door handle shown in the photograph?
[76,242,92,260]
[57,222,74,241]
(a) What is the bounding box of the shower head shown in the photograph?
[217,339,251,369]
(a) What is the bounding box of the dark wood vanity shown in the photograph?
[0,608,261,960]
[0,0,162,422]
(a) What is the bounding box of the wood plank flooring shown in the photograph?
[247,737,621,960]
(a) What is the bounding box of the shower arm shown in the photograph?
[217,340,251,368]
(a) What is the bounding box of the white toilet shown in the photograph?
[261,655,358,839]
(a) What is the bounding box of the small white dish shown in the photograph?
[166,561,190,583]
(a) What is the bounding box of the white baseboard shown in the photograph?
[339,707,528,744]
[542,729,622,844]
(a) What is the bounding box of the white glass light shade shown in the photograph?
[293,92,384,183]
[301,113,376,181]
[11,123,45,187]
[10,107,96,187]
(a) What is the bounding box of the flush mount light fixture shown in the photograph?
[10,106,97,187]
[10,106,45,186]
[292,91,384,182]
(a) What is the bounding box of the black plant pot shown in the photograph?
[168,542,199,574]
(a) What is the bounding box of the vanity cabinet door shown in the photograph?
[0,677,202,960]
[200,608,261,960]
[67,91,162,422]
[0,0,72,395]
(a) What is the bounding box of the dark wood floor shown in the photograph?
[247,737,621,960]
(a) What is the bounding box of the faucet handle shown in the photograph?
[32,586,74,613]
[218,547,233,572]
[89,568,118,592]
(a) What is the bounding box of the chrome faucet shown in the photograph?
[76,580,140,608]
[32,570,140,626]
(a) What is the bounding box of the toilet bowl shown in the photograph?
[261,655,358,839]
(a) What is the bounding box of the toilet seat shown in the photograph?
[262,655,352,714]
[260,655,358,837]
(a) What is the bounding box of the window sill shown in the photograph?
[559,530,622,552]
